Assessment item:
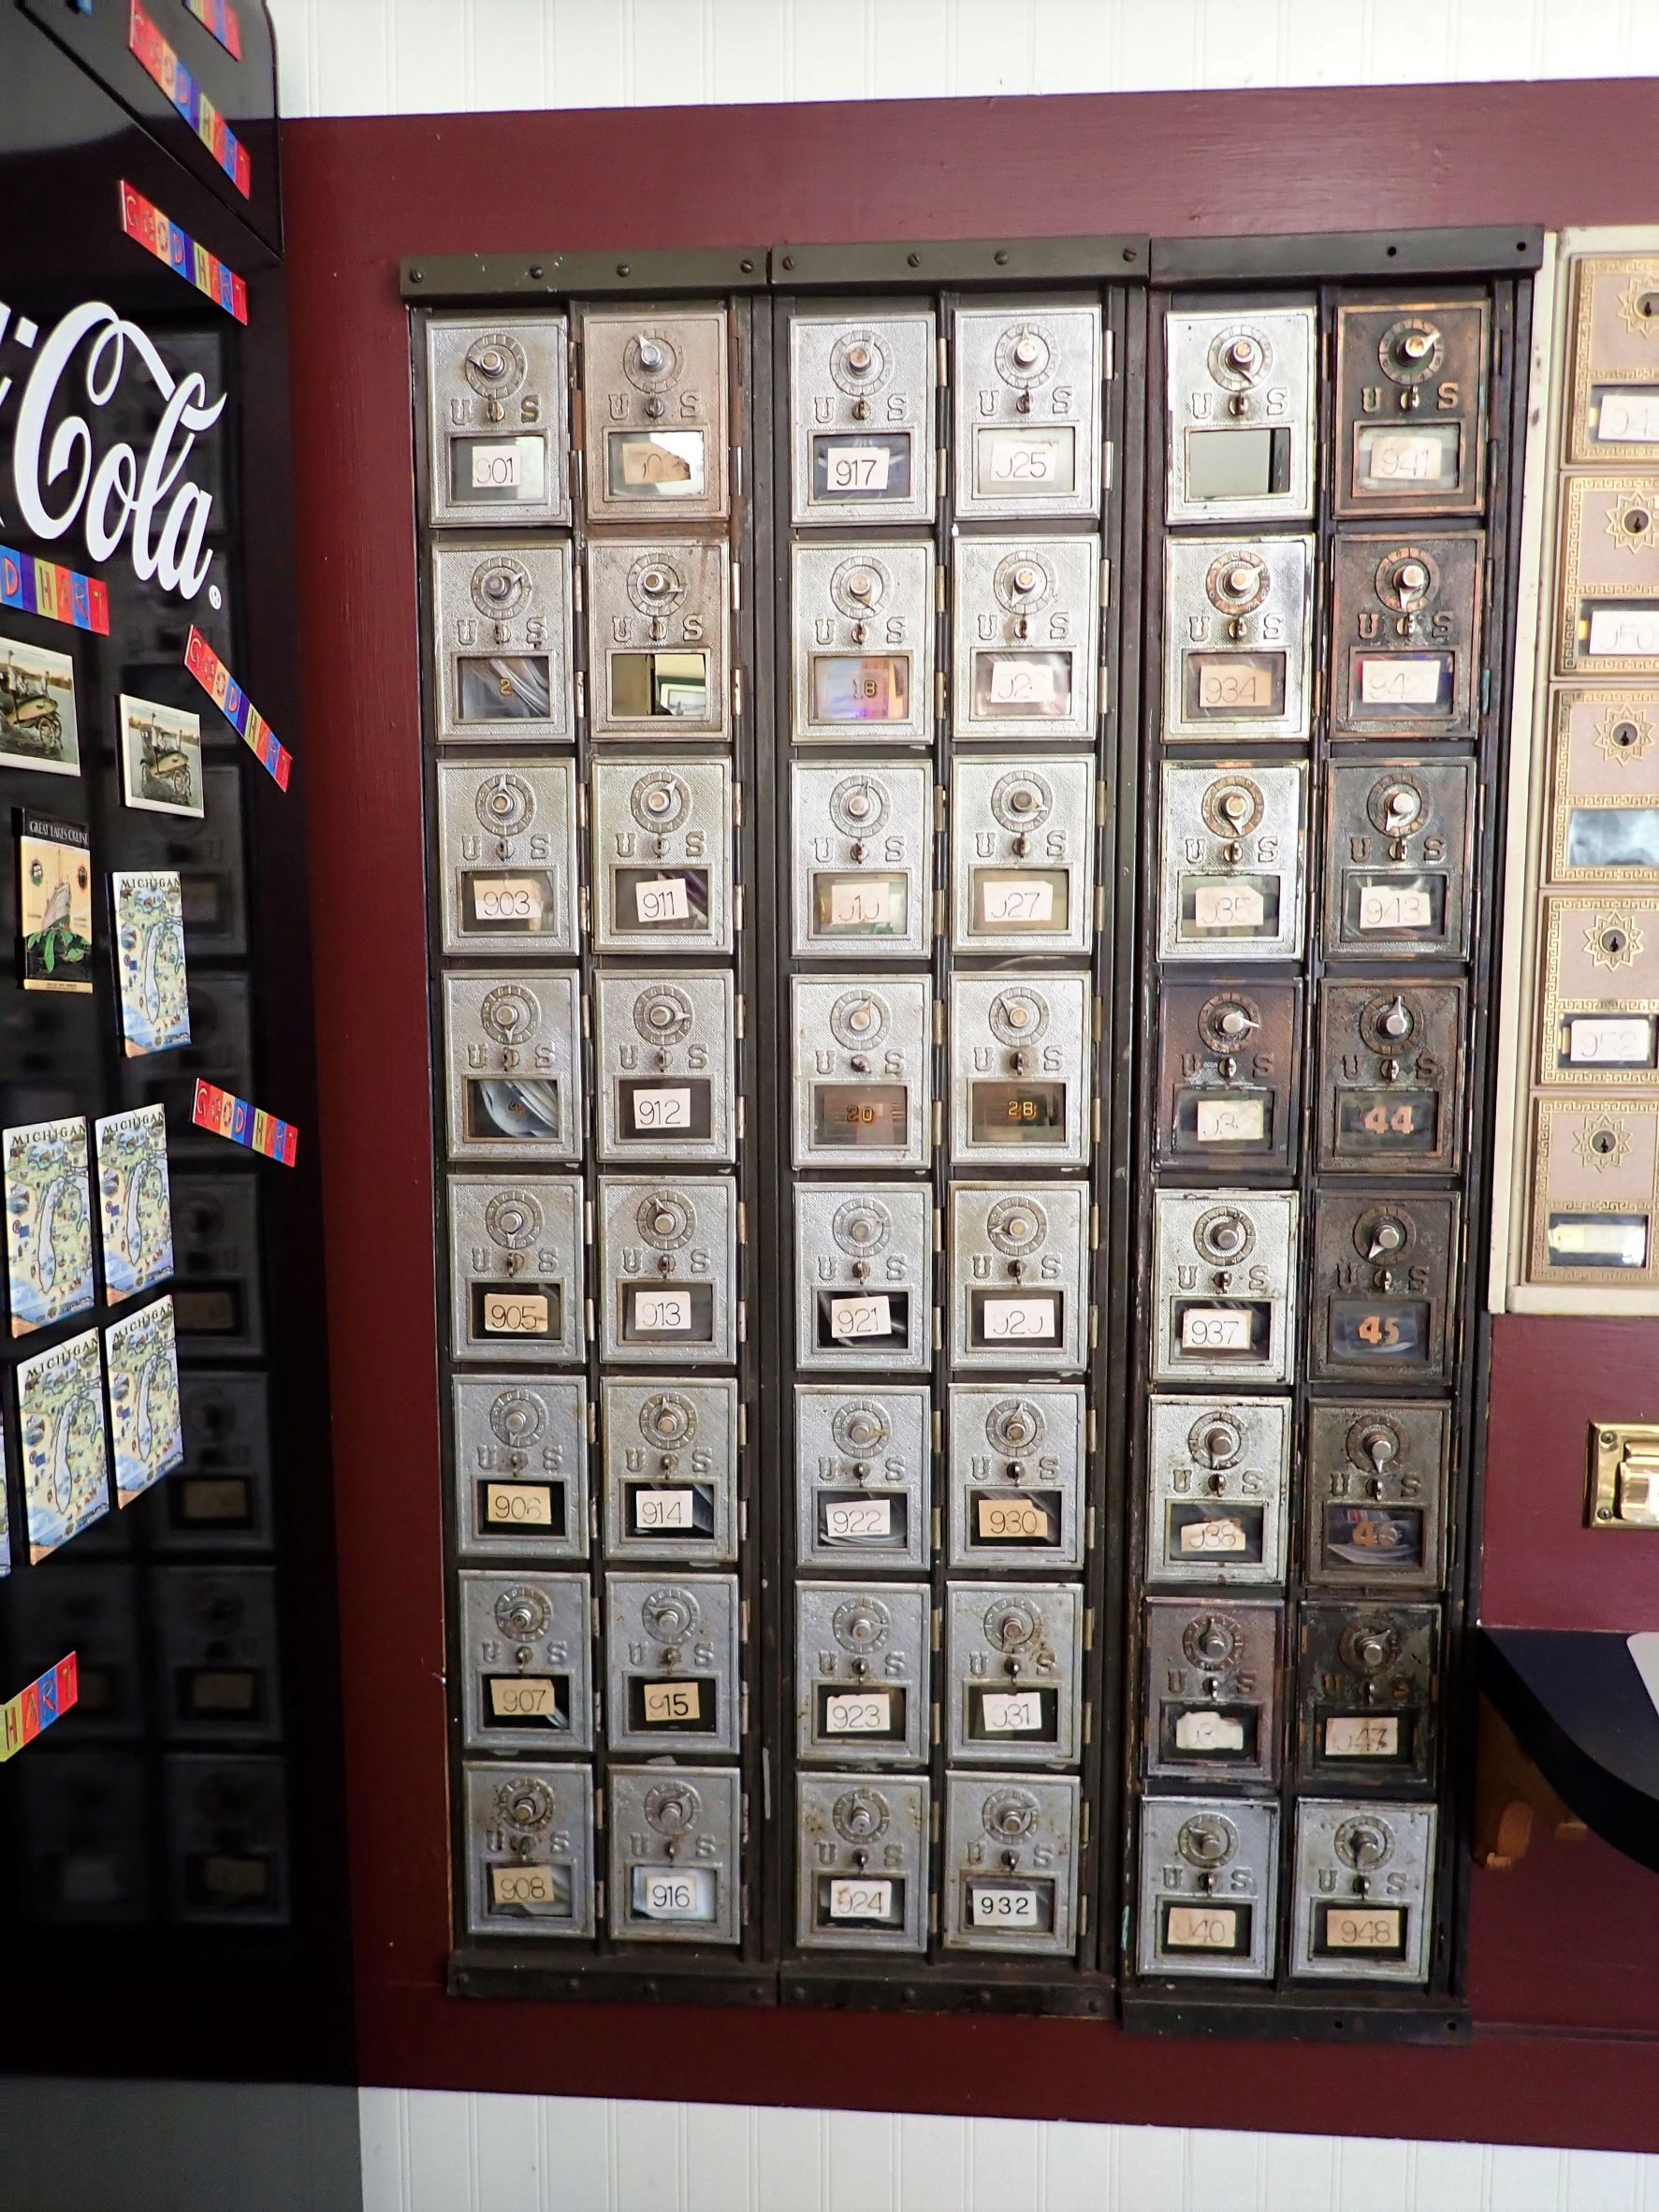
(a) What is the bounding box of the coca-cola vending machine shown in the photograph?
[0,3,349,2082]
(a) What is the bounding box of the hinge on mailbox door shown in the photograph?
[575,668,587,722]
[572,561,583,614]
[737,1300,748,1343]
[578,882,590,936]
[1099,558,1112,607]
[736,1096,746,1141]
[734,444,744,499]
[584,1200,594,1245]
[1103,326,1114,383]
[734,884,745,934]
[738,1401,748,1448]
[737,1200,748,1244]
[937,334,949,387]
[735,992,747,1041]
[733,665,744,720]
[732,562,741,612]
[1101,439,1113,493]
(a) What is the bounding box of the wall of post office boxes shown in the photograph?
[408,227,1534,2032]
[1495,228,1659,1317]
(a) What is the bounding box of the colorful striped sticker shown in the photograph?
[192,1081,299,1167]
[0,546,109,634]
[128,0,251,199]
[183,628,291,789]
[0,1654,79,1765]
[184,0,243,62]
[120,182,248,326]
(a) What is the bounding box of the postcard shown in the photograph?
[0,633,79,777]
[18,812,92,993]
[4,1115,95,1336]
[107,1295,183,1506]
[119,693,204,818]
[18,1326,109,1562]
[111,870,191,1055]
[95,1103,173,1302]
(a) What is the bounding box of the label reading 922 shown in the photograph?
[824,1496,892,1539]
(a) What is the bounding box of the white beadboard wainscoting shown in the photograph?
[358,2090,1659,2212]
[265,0,1659,121]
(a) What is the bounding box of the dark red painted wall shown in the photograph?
[282,80,1659,2144]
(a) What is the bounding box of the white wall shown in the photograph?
[267,0,1659,119]
[358,2092,1659,2212]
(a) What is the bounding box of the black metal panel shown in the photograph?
[0,3,348,2081]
